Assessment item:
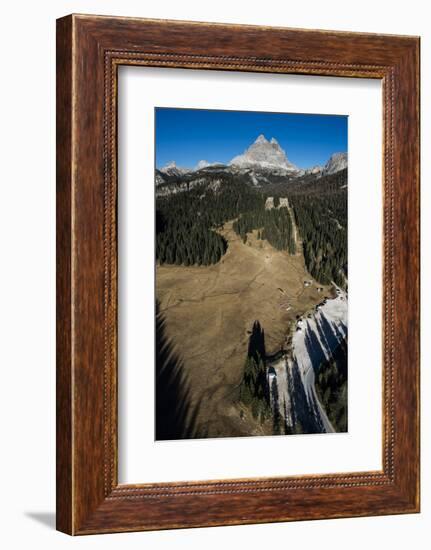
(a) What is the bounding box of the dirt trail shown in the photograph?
[285,199,301,255]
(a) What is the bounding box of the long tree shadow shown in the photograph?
[271,375,282,434]
[155,302,201,440]
[288,360,324,434]
[311,315,348,381]
[304,326,326,375]
[331,319,348,351]
[247,320,266,362]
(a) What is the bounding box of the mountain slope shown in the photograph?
[323,152,348,175]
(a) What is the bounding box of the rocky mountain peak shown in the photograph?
[323,152,348,175]
[229,134,301,173]
[159,160,191,176]
[162,160,177,170]
[255,134,268,144]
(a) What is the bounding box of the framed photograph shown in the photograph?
[56,14,420,535]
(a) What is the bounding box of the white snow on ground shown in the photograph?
[268,289,348,434]
[250,172,259,186]
[292,290,347,378]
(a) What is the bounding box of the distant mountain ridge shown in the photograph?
[159,161,191,177]
[156,135,347,194]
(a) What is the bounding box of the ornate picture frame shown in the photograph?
[56,14,420,534]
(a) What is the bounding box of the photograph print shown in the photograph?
[155,108,348,441]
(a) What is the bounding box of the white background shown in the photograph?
[0,1,428,549]
[118,68,382,483]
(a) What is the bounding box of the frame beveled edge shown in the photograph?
[56,14,420,535]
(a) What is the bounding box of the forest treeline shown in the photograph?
[156,168,347,289]
[233,207,296,254]
[315,341,348,432]
[156,178,264,266]
[290,191,347,287]
[239,321,271,423]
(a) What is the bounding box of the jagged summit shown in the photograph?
[159,160,190,177]
[161,160,178,170]
[229,135,301,173]
[323,152,348,175]
[255,134,268,144]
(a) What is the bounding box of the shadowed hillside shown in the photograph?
[155,302,201,440]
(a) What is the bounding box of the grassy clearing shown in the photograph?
[156,221,333,438]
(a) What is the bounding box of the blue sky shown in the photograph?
[155,108,347,170]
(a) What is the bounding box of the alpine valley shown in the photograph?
[155,134,348,440]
